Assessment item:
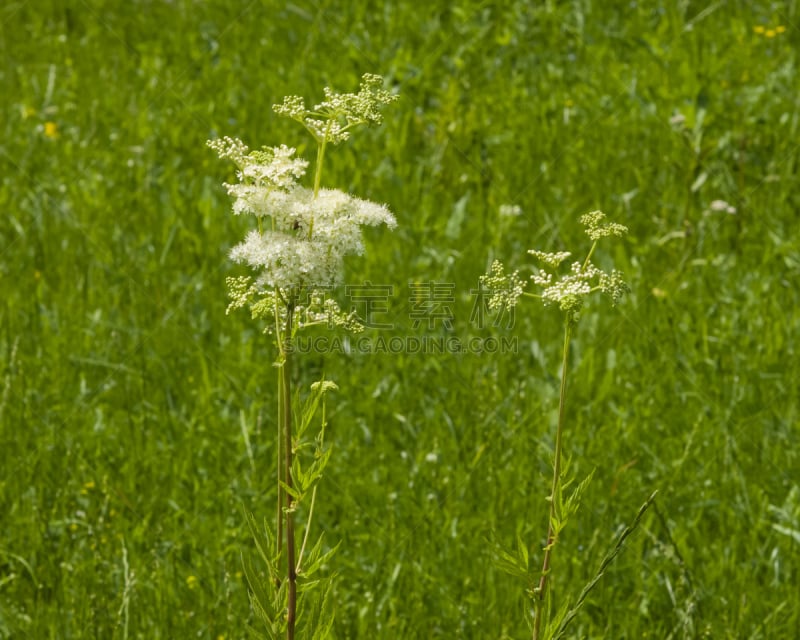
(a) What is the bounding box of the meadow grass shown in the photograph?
[1,1,799,637]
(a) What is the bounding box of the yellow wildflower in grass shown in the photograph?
[755,25,785,38]
[44,122,59,138]
[186,575,199,590]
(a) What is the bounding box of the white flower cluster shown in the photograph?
[599,269,629,305]
[211,139,396,291]
[580,210,628,241]
[480,260,525,310]
[531,260,608,318]
[273,73,398,145]
[528,250,572,268]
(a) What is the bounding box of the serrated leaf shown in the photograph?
[494,545,530,579]
[311,580,336,639]
[516,532,529,570]
[546,598,572,639]
[564,469,596,520]
[302,539,340,579]
[279,480,302,502]
[297,577,324,593]
[246,622,269,640]
[242,508,279,574]
[292,457,306,490]
[242,554,273,622]
[301,448,333,491]
[298,377,337,439]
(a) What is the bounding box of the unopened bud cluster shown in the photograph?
[273,73,398,145]
[482,210,630,324]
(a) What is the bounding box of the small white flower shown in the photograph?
[499,204,522,217]
[709,199,736,215]
[669,112,686,127]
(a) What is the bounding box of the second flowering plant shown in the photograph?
[483,212,655,639]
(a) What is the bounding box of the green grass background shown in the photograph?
[1,1,799,637]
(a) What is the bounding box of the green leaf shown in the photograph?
[242,508,279,576]
[279,480,302,502]
[298,377,338,440]
[516,532,529,570]
[302,539,340,579]
[564,468,596,520]
[546,598,572,639]
[242,553,280,638]
[311,579,336,640]
[489,535,531,580]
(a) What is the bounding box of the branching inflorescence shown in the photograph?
[481,211,629,325]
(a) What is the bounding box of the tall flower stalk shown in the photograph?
[209,74,397,639]
[482,212,629,640]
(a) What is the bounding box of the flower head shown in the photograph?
[211,76,397,329]
[483,211,629,325]
[580,210,628,241]
[273,73,398,145]
[479,260,525,310]
[210,137,395,296]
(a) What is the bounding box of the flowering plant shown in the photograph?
[209,74,397,640]
[483,211,652,640]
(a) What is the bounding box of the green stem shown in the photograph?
[296,486,317,573]
[279,302,297,640]
[314,136,327,198]
[533,321,572,640]
[582,240,598,271]
[276,363,284,560]
[274,292,284,560]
